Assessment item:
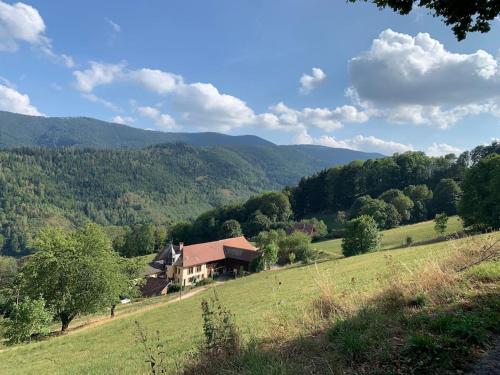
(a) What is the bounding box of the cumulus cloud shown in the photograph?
[129,68,182,95]
[73,61,125,92]
[111,115,134,125]
[0,83,42,115]
[137,106,177,130]
[426,143,462,156]
[299,67,326,94]
[0,1,74,66]
[268,102,368,132]
[72,62,367,133]
[349,29,500,128]
[297,131,413,155]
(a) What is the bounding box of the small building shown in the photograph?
[287,222,316,237]
[153,237,260,287]
[140,277,170,297]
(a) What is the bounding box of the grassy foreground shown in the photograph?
[0,230,494,374]
[314,216,463,257]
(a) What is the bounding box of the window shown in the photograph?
[196,265,202,273]
[188,267,193,275]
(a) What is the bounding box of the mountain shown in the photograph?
[0,111,382,160]
[0,111,382,256]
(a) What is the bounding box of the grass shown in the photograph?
[313,216,463,257]
[0,228,495,375]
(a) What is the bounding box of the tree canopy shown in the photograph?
[348,0,500,40]
[19,224,133,331]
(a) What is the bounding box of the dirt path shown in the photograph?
[467,337,500,375]
[64,285,212,335]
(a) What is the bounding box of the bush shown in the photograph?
[341,215,381,257]
[201,292,240,357]
[277,232,315,264]
[195,278,215,287]
[167,283,181,293]
[3,297,52,344]
[434,213,448,235]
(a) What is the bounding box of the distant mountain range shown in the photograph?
[0,111,383,166]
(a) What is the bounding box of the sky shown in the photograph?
[0,0,499,156]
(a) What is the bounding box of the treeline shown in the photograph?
[170,142,499,247]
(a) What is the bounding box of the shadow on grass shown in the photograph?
[183,285,499,375]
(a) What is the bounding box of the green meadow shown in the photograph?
[0,219,492,375]
[313,215,463,257]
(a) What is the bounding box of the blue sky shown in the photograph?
[0,0,499,155]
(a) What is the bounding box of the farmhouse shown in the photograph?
[148,236,260,287]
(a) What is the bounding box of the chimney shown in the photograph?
[179,242,184,250]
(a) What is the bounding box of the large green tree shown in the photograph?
[459,154,500,229]
[348,0,500,40]
[342,215,381,257]
[20,224,132,331]
[432,178,462,216]
[350,195,401,229]
[378,189,414,222]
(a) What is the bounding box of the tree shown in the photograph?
[20,224,129,331]
[350,195,401,229]
[434,213,448,235]
[3,297,52,344]
[432,178,462,216]
[261,243,278,269]
[0,256,17,315]
[244,211,272,237]
[111,257,143,317]
[379,189,414,222]
[348,0,500,40]
[404,184,433,222]
[342,215,381,257]
[459,154,500,229]
[218,220,243,239]
[277,232,315,263]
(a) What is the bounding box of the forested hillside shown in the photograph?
[0,141,378,256]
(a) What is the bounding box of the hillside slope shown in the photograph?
[0,231,497,374]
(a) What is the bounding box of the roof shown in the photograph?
[140,278,170,297]
[143,263,163,277]
[181,236,258,267]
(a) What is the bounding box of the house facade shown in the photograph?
[149,236,260,287]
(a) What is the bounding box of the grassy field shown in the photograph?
[0,227,493,375]
[313,215,463,258]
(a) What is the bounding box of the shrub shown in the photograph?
[201,292,240,358]
[167,283,181,293]
[341,215,381,257]
[434,213,448,235]
[406,235,413,246]
[3,297,52,344]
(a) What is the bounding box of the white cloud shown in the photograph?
[426,143,462,156]
[268,102,368,132]
[72,62,366,133]
[105,18,121,33]
[111,115,134,125]
[128,68,182,95]
[73,61,124,92]
[298,132,413,155]
[0,1,74,66]
[0,1,45,51]
[349,29,500,128]
[82,93,121,112]
[137,106,177,130]
[0,83,42,115]
[299,67,326,94]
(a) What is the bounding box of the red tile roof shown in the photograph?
[181,236,258,267]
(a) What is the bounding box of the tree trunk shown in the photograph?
[111,304,116,317]
[60,312,74,332]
